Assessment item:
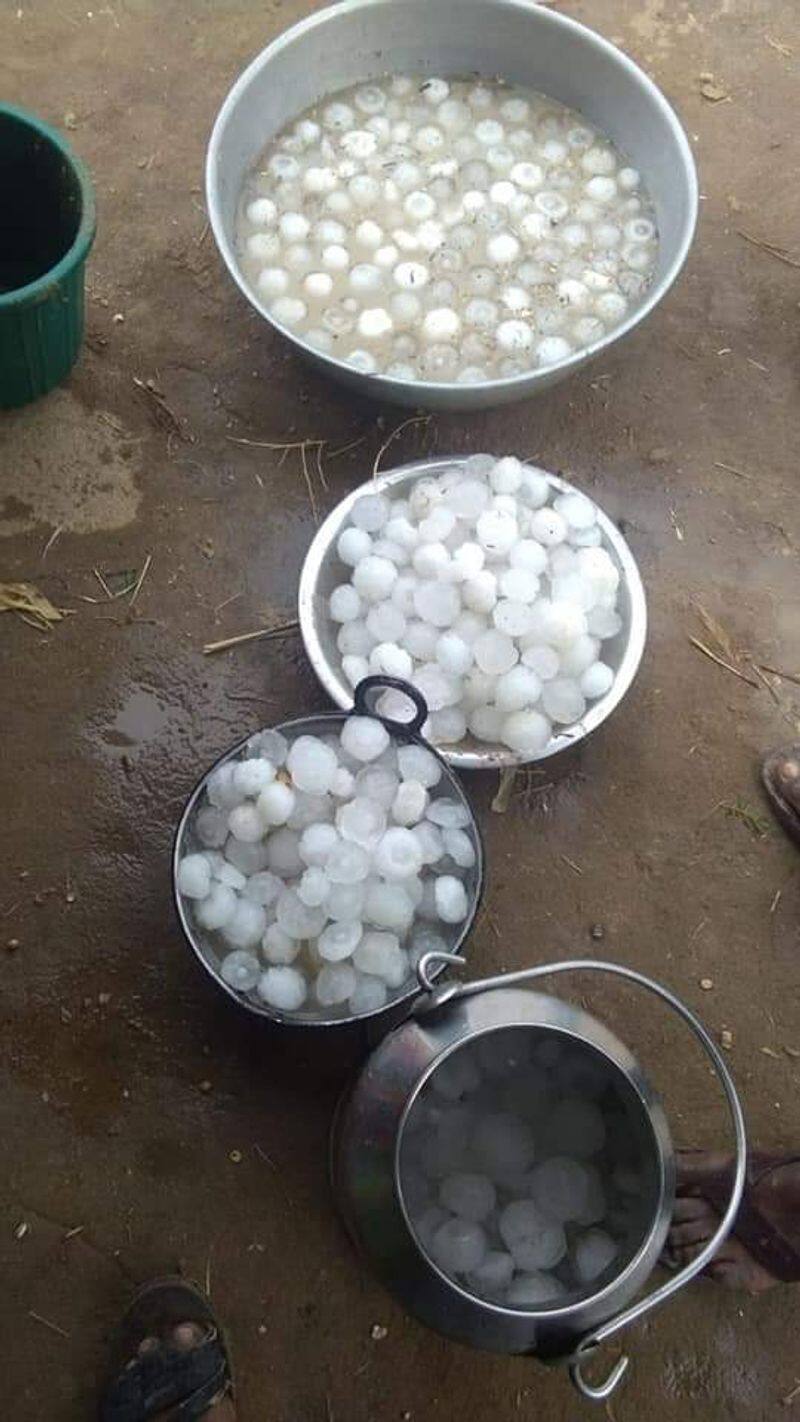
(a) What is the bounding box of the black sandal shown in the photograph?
[762,745,800,848]
[101,1277,234,1421]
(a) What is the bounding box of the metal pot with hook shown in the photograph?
[172,677,485,1030]
[331,955,746,1401]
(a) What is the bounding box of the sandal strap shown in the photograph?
[162,1368,230,1420]
[101,1332,229,1422]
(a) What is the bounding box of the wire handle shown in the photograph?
[414,953,747,1403]
[351,676,428,739]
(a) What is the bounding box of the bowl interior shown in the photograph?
[207,0,697,406]
[397,1025,666,1311]
[298,458,647,771]
[174,709,485,1026]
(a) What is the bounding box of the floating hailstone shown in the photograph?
[237,75,658,382]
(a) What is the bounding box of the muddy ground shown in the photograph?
[2,1,800,1417]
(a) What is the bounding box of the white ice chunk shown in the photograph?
[430,1218,488,1274]
[498,1199,566,1270]
[472,1111,535,1174]
[440,1172,497,1222]
[505,1272,566,1307]
[340,716,391,762]
[315,962,357,1006]
[287,735,339,794]
[575,1228,618,1283]
[257,965,307,1011]
[530,1156,590,1222]
[220,950,260,992]
[177,854,211,899]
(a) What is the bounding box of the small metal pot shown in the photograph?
[331,956,746,1401]
[172,677,485,1029]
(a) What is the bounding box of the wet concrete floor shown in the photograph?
[2,1,800,1417]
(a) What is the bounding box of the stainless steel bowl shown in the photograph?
[173,679,485,1029]
[206,0,697,412]
[298,457,647,771]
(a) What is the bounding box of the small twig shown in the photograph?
[770,888,783,915]
[254,1142,294,1208]
[328,434,368,460]
[766,35,792,57]
[750,662,781,705]
[227,436,324,452]
[561,855,583,875]
[228,435,326,515]
[93,567,114,600]
[491,767,517,814]
[689,636,760,689]
[213,592,243,616]
[372,414,431,479]
[759,663,800,689]
[693,602,739,665]
[128,553,152,608]
[205,1248,212,1299]
[202,620,299,656]
[64,1225,85,1240]
[18,612,50,632]
[782,1379,800,1407]
[29,1311,70,1339]
[41,525,64,561]
[714,460,753,482]
[299,440,319,523]
[738,230,800,270]
[314,438,328,492]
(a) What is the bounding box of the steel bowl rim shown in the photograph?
[298,455,648,770]
[205,0,698,401]
[172,702,486,1029]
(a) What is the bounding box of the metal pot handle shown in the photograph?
[415,953,747,1404]
[352,675,429,738]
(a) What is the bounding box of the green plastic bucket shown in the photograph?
[0,104,96,409]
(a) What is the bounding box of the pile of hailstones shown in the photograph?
[401,1031,644,1306]
[328,455,622,755]
[239,73,657,383]
[176,720,478,1017]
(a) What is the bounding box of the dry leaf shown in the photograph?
[0,581,71,631]
[693,602,739,664]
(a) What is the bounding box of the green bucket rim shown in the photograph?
[0,102,96,308]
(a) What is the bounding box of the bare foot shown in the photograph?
[762,745,800,846]
[667,1193,776,1293]
[665,1150,800,1293]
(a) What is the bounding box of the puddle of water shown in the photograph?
[104,689,170,748]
